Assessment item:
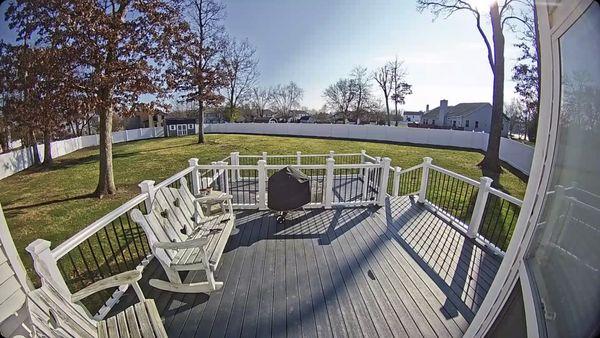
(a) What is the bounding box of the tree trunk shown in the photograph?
[394,101,399,127]
[531,2,541,143]
[385,98,391,126]
[198,100,205,144]
[95,100,117,197]
[0,131,9,154]
[29,129,41,165]
[479,2,504,185]
[42,129,53,166]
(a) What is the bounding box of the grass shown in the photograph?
[0,133,528,281]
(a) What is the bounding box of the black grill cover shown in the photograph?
[268,166,311,211]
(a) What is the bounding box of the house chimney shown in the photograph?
[426,104,429,114]
[438,99,448,126]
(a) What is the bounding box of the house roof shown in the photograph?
[404,111,424,116]
[165,117,197,125]
[423,102,492,120]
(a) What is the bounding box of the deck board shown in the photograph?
[108,196,501,337]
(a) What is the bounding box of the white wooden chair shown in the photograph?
[26,240,167,338]
[27,273,167,338]
[130,177,235,294]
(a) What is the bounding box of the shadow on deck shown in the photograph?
[110,196,501,337]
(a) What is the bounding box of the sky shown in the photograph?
[223,0,522,111]
[0,0,525,112]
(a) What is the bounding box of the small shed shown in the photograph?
[164,118,197,137]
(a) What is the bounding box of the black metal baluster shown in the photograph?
[110,222,133,271]
[85,238,105,280]
[102,226,124,273]
[94,232,114,275]
[118,216,136,265]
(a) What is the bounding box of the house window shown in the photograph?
[452,120,456,127]
[475,121,479,128]
[169,125,176,131]
[465,120,470,127]
[188,124,194,129]
[432,119,435,125]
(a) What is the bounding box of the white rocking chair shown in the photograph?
[130,178,235,293]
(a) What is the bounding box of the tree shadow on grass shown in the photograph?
[3,193,95,214]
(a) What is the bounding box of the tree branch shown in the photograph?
[475,11,495,71]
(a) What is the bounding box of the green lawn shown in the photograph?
[0,133,528,277]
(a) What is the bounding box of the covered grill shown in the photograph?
[268,166,311,222]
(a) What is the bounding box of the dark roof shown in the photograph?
[422,102,491,120]
[165,118,197,125]
[404,111,424,116]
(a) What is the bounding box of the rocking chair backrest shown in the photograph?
[131,177,203,264]
[28,283,97,338]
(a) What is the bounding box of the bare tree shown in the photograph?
[323,79,356,123]
[389,58,413,126]
[222,39,259,122]
[417,0,523,182]
[373,63,393,126]
[250,87,272,118]
[270,82,304,120]
[168,0,228,143]
[511,0,540,142]
[350,66,372,124]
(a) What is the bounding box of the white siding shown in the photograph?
[0,204,33,337]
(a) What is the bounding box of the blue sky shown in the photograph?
[224,0,521,111]
[0,0,523,112]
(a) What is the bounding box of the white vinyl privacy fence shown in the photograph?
[0,123,534,180]
[0,127,164,180]
[204,123,534,176]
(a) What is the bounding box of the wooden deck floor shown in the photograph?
[110,196,501,337]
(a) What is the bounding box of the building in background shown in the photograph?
[126,112,165,130]
[164,118,197,137]
[421,99,509,136]
[404,111,424,123]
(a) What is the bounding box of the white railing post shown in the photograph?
[258,160,267,210]
[231,152,240,181]
[467,177,493,238]
[26,239,71,299]
[418,157,433,203]
[217,161,229,194]
[262,151,267,162]
[324,157,335,209]
[392,166,402,196]
[375,156,381,164]
[188,158,199,195]
[296,151,302,165]
[377,157,391,206]
[138,180,156,211]
[360,149,366,179]
[329,150,335,159]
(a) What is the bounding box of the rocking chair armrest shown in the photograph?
[194,194,233,205]
[153,237,209,250]
[71,270,142,303]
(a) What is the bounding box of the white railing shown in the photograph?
[390,157,523,254]
[26,164,198,320]
[25,150,523,325]
[190,151,391,210]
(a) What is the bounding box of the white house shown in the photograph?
[422,99,509,136]
[404,111,424,123]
